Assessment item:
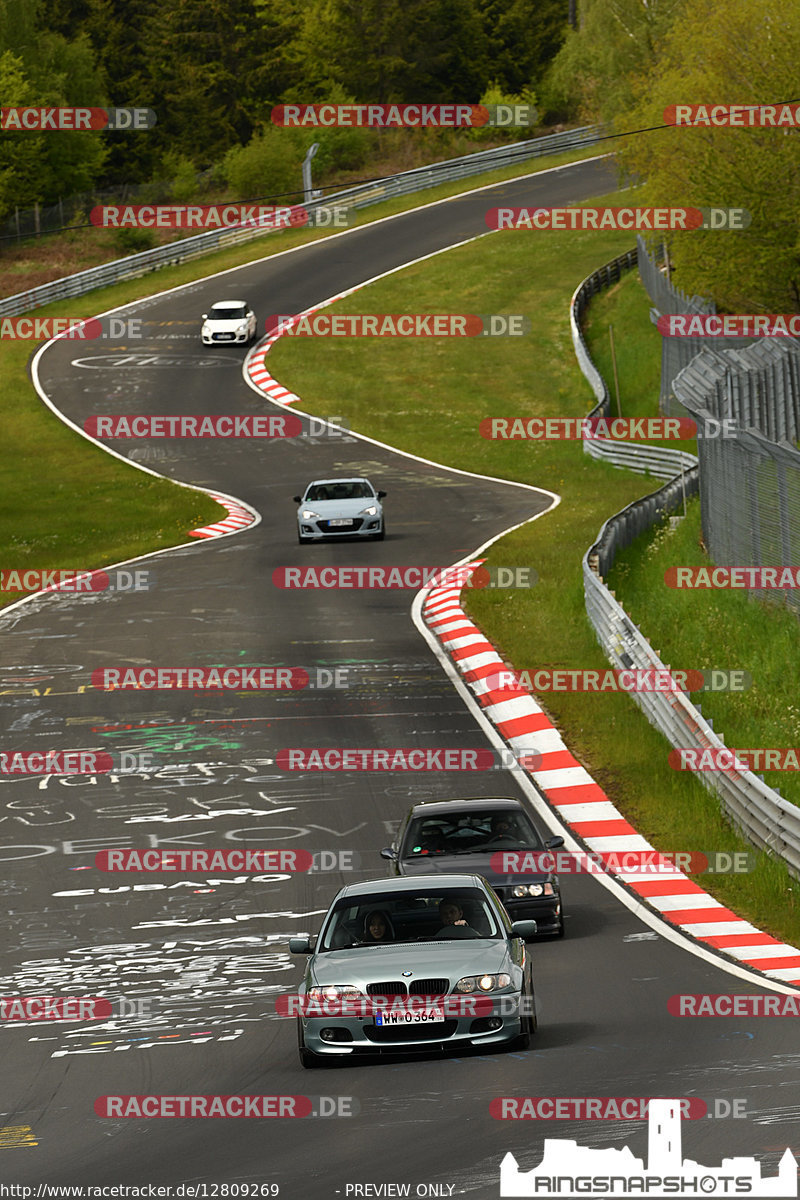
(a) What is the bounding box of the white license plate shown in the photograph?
[328,518,353,527]
[375,1008,445,1026]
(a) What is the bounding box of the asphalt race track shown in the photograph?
[2,157,798,1196]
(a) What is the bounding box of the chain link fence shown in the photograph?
[576,248,800,873]
[636,236,766,417]
[673,340,800,615]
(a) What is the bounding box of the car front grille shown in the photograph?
[366,978,450,997]
[366,981,407,996]
[318,519,364,532]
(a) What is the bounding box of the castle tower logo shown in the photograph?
[500,1098,797,1197]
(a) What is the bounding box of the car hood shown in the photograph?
[203,317,247,331]
[398,852,551,885]
[299,498,377,516]
[309,939,509,987]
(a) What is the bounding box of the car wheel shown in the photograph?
[298,532,311,545]
[555,912,565,938]
[373,524,385,541]
[297,1018,320,1069]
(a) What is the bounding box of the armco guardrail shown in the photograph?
[571,247,698,481]
[0,124,603,320]
[575,251,800,877]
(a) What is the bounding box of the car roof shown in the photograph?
[305,477,372,486]
[335,874,487,898]
[408,797,526,818]
[209,300,248,308]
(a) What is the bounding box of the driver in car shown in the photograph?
[433,899,478,938]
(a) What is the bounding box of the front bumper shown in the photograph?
[299,993,525,1057]
[297,517,382,539]
[201,330,250,345]
[500,893,562,935]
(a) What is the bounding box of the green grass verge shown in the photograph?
[266,191,800,948]
[0,142,607,609]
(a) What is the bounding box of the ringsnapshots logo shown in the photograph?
[0,568,153,594]
[272,565,536,589]
[664,102,800,127]
[90,666,350,690]
[0,107,156,131]
[485,207,750,231]
[84,414,302,439]
[276,747,543,772]
[271,103,538,128]
[265,314,530,338]
[499,1097,798,1197]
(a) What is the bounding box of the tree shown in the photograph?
[615,0,800,310]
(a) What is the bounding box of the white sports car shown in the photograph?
[294,477,386,543]
[200,300,257,345]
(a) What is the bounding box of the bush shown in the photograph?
[113,226,155,253]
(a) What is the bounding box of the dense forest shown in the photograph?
[0,0,798,308]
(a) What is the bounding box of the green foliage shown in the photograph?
[222,128,307,202]
[615,0,800,310]
[467,81,539,142]
[112,225,155,252]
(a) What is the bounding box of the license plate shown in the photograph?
[375,1008,444,1026]
[328,518,353,527]
[215,333,234,340]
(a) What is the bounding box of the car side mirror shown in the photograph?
[293,496,302,504]
[201,314,208,320]
[380,847,398,861]
[289,936,313,954]
[545,836,564,850]
[377,491,387,499]
[510,920,538,939]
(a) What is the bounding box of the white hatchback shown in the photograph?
[200,300,257,345]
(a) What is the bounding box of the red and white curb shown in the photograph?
[423,567,800,989]
[189,492,257,539]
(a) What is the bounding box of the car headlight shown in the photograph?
[454,973,512,993]
[307,985,364,1002]
[301,509,321,520]
[511,883,554,897]
[358,505,378,516]
[236,322,248,333]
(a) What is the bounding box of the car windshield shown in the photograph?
[318,886,501,950]
[210,304,248,320]
[402,810,543,856]
[305,481,374,502]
